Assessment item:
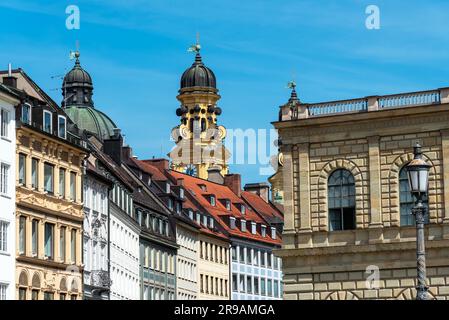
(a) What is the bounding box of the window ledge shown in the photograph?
[0,193,11,200]
[0,251,11,257]
[0,136,12,143]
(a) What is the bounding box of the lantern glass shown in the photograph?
[419,169,429,193]
[407,169,419,193]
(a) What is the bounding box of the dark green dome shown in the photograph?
[64,105,117,141]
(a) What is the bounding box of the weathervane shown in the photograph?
[187,32,201,53]
[69,40,80,61]
[287,80,296,90]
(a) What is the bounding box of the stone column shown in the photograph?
[55,225,60,263]
[38,160,44,192]
[25,154,32,189]
[298,143,312,232]
[76,173,82,203]
[38,220,45,259]
[368,136,382,226]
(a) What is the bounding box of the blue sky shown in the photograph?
[1,0,449,186]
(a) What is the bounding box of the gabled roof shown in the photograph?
[241,191,284,225]
[168,170,282,246]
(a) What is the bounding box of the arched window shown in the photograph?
[328,169,356,231]
[399,166,428,226]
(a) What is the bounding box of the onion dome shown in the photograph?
[180,52,216,90]
[62,51,94,107]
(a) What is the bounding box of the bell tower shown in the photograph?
[169,42,230,179]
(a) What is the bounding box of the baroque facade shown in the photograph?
[273,86,449,300]
[5,69,86,300]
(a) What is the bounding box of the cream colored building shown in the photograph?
[272,86,449,300]
[198,233,230,300]
[5,69,87,300]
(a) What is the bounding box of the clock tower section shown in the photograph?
[169,46,230,179]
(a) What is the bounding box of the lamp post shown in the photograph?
[406,143,431,300]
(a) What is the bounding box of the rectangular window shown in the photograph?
[247,276,252,294]
[31,289,39,300]
[261,225,266,237]
[0,163,9,195]
[247,248,253,265]
[0,284,7,300]
[31,220,38,256]
[19,216,26,254]
[44,223,54,259]
[238,274,244,293]
[59,168,66,198]
[230,217,236,229]
[239,246,245,264]
[261,278,266,296]
[267,279,273,297]
[58,115,66,139]
[274,280,279,298]
[254,277,259,295]
[44,292,54,300]
[274,256,279,269]
[31,159,38,189]
[226,200,231,211]
[1,109,9,138]
[19,288,27,300]
[21,104,31,124]
[267,253,272,268]
[43,110,52,134]
[71,229,76,263]
[44,163,54,194]
[232,275,238,292]
[60,227,66,262]
[19,154,26,185]
[0,221,8,252]
[60,293,66,300]
[261,251,266,267]
[70,172,76,201]
[70,295,77,300]
[240,220,246,232]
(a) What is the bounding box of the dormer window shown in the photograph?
[43,110,52,134]
[251,222,256,235]
[198,184,207,192]
[196,212,201,225]
[21,103,32,124]
[240,219,246,232]
[188,210,194,220]
[166,183,170,194]
[209,217,214,229]
[210,195,216,206]
[167,198,173,210]
[203,215,208,227]
[271,227,277,239]
[226,200,231,210]
[58,115,66,139]
[179,188,184,199]
[176,202,181,214]
[240,204,246,215]
[230,217,236,229]
[261,225,267,237]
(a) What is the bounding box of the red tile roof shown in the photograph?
[168,171,282,246]
[241,191,284,224]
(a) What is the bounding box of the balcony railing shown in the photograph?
[281,87,449,121]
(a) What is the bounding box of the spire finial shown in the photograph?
[69,40,81,66]
[287,80,299,103]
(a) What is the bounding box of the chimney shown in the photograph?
[122,145,132,161]
[244,182,270,203]
[2,63,17,88]
[177,178,184,186]
[224,174,241,197]
[207,165,224,184]
[103,128,123,165]
[143,158,169,171]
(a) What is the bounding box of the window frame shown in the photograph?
[21,103,32,125]
[0,108,10,138]
[328,169,356,231]
[43,110,53,134]
[57,115,67,139]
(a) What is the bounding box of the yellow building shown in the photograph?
[272,86,449,300]
[169,45,230,179]
[4,69,87,300]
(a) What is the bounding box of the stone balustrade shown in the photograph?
[281,87,449,121]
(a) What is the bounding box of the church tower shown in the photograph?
[169,44,230,179]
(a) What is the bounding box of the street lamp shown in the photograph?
[406,143,431,300]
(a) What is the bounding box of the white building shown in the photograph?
[231,240,283,300]
[0,81,19,300]
[83,163,112,300]
[175,217,199,300]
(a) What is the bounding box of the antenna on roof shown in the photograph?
[8,63,12,77]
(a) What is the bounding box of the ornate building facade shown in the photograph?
[273,86,449,300]
[169,46,230,180]
[4,69,86,300]
[0,78,19,300]
[61,54,140,300]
